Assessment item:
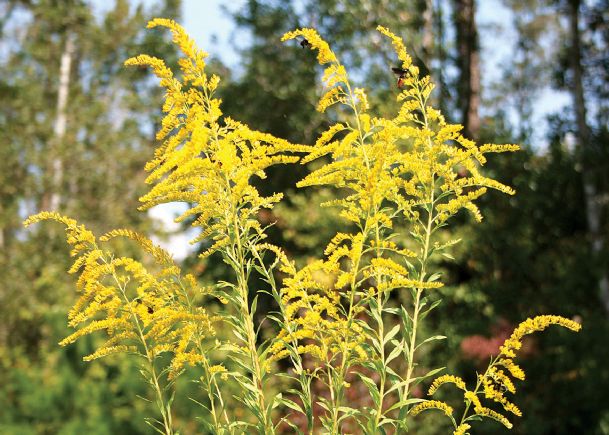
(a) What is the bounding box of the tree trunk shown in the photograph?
[452,0,480,140]
[0,203,4,249]
[422,0,434,65]
[567,0,609,313]
[434,0,449,114]
[48,32,75,212]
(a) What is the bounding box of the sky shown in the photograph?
[181,0,246,68]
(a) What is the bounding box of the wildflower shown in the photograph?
[428,374,467,395]
[409,400,453,417]
[282,28,337,64]
[453,423,471,435]
[24,212,220,380]
[126,19,305,262]
[500,315,581,358]
[428,315,580,432]
[475,407,513,429]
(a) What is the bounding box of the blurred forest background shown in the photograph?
[1,0,608,433]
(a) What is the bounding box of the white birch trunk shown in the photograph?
[49,32,75,212]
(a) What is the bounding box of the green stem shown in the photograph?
[250,245,314,434]
[206,83,271,431]
[106,261,174,435]
[458,356,499,426]
[401,88,437,407]
[201,359,226,434]
[373,221,387,429]
[328,364,340,435]
[328,74,377,433]
[226,186,272,433]
[175,275,229,433]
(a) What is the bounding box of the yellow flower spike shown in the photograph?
[447,315,581,431]
[487,367,516,394]
[464,390,483,411]
[124,54,174,82]
[24,210,221,398]
[316,87,344,113]
[453,423,471,435]
[504,401,523,417]
[322,64,348,88]
[282,28,337,65]
[497,358,526,381]
[83,345,137,362]
[475,407,513,429]
[501,315,582,358]
[99,229,174,266]
[409,400,453,417]
[129,20,303,265]
[376,25,413,69]
[147,18,208,73]
[353,88,369,112]
[428,374,467,395]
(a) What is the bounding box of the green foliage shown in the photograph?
[0,1,195,433]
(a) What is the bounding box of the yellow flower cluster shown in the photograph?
[496,357,525,381]
[453,423,471,435]
[479,373,521,418]
[268,260,367,365]
[376,26,413,70]
[282,28,337,65]
[294,26,519,242]
[500,315,582,358]
[273,26,519,378]
[24,212,221,379]
[283,28,347,113]
[475,406,513,429]
[24,20,582,434]
[126,19,305,259]
[425,315,580,431]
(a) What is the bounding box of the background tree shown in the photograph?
[451,0,480,139]
[1,0,608,432]
[0,1,204,433]
[563,0,609,313]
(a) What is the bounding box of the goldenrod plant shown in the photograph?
[24,19,581,434]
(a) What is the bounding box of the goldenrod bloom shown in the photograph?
[453,423,471,435]
[409,400,453,417]
[24,212,220,379]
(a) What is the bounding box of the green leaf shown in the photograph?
[274,395,304,414]
[251,294,259,316]
[387,398,426,413]
[427,272,442,282]
[386,341,404,365]
[415,335,446,350]
[420,299,442,320]
[413,367,445,385]
[441,252,455,260]
[383,324,401,345]
[400,306,413,338]
[356,373,381,408]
